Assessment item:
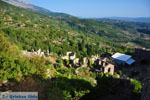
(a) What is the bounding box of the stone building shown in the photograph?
[83,57,88,65]
[73,58,80,65]
[22,49,45,57]
[98,61,114,75]
[91,55,100,63]
[93,57,115,75]
[61,52,76,60]
[37,49,45,57]
[61,52,115,75]
[81,57,89,68]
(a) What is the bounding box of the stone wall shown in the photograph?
[98,60,115,75]
[135,47,150,59]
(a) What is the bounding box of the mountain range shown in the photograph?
[2,0,73,18]
[105,17,150,23]
[3,0,150,23]
[1,0,150,49]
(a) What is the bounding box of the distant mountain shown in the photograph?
[105,17,150,23]
[2,0,72,18]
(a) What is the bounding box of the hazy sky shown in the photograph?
[26,0,150,18]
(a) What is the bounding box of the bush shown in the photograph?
[130,79,142,94]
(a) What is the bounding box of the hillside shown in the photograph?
[0,0,149,100]
[2,0,72,18]
[95,18,150,35]
[0,0,150,55]
[105,17,150,23]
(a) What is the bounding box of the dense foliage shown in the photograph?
[0,34,95,99]
[0,0,147,100]
[0,0,149,60]
[80,73,142,100]
[0,34,49,81]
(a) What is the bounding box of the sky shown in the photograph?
[25,0,150,18]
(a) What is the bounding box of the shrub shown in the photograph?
[130,79,142,94]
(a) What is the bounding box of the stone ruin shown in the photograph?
[22,49,53,57]
[93,57,114,75]
[61,52,115,75]
[91,55,100,64]
[81,57,89,68]
[61,52,76,60]
[73,58,80,65]
[23,50,115,75]
[98,60,114,75]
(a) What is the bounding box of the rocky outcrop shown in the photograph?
[81,78,135,100]
[135,47,150,60]
[0,80,12,92]
[141,78,150,100]
[141,67,150,100]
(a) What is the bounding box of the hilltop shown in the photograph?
[2,0,72,18]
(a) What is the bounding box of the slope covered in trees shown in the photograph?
[0,0,133,58]
[0,0,149,59]
[0,0,145,100]
[2,0,73,18]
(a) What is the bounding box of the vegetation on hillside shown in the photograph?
[0,0,147,100]
[0,0,149,60]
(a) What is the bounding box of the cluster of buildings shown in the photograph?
[61,51,136,75]
[22,49,51,57]
[23,48,136,75]
[61,52,115,75]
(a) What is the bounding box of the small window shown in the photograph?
[108,68,111,72]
